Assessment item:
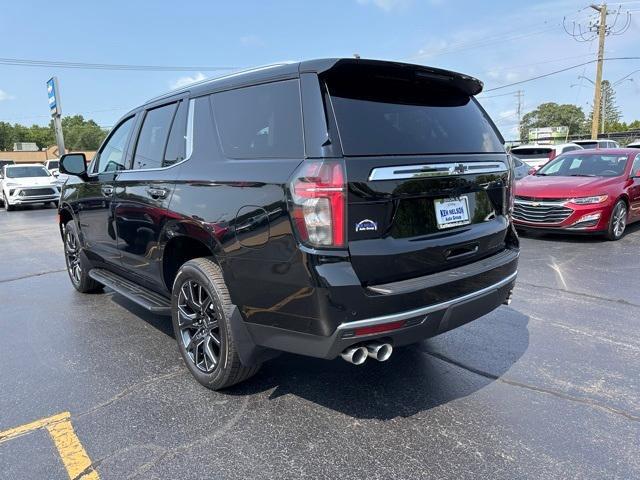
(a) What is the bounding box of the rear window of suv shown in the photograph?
[325,68,503,156]
[211,80,303,159]
[511,147,553,159]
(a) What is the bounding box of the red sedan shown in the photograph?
[513,149,640,240]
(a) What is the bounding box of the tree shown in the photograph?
[588,80,622,132]
[0,116,107,152]
[58,115,107,150]
[520,103,586,142]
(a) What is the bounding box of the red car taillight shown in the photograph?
[289,160,346,248]
[548,150,557,161]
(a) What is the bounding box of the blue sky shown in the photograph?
[1,0,639,140]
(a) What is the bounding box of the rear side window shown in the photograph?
[511,148,552,159]
[164,100,189,166]
[132,103,177,170]
[211,80,303,158]
[325,69,503,156]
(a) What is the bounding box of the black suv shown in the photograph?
[58,59,519,389]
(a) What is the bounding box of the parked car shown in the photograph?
[510,143,583,171]
[512,155,530,180]
[44,159,60,176]
[0,163,61,211]
[627,139,640,148]
[513,149,640,240]
[573,139,620,149]
[57,58,519,389]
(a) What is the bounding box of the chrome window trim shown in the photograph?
[117,98,195,174]
[336,271,517,331]
[368,161,507,181]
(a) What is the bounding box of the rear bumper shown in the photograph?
[246,271,516,359]
[242,247,519,359]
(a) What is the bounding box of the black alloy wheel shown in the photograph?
[177,279,222,373]
[171,258,261,390]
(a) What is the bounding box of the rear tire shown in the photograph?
[606,200,627,241]
[63,221,103,293]
[171,258,260,390]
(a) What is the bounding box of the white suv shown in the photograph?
[573,139,620,149]
[510,143,583,170]
[0,164,61,211]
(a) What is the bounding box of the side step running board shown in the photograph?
[88,268,171,315]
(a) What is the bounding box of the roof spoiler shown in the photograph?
[302,58,483,96]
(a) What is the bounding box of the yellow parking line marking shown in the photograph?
[0,411,99,479]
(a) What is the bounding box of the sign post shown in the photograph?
[47,77,66,157]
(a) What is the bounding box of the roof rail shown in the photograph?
[145,61,297,103]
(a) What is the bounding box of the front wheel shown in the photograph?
[171,258,260,390]
[4,194,14,211]
[63,221,103,293]
[606,200,627,241]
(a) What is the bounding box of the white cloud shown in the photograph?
[169,72,206,90]
[240,35,265,47]
[356,0,413,12]
[0,89,14,101]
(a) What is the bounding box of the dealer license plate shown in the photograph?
[434,197,471,229]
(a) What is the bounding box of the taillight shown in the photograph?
[548,150,556,161]
[289,160,346,248]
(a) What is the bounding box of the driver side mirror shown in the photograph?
[59,153,87,178]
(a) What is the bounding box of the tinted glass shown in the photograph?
[133,103,177,170]
[164,100,189,166]
[47,160,59,169]
[95,116,134,173]
[5,166,50,178]
[211,80,303,158]
[631,155,640,175]
[576,141,597,149]
[510,147,552,160]
[326,70,503,156]
[538,153,628,177]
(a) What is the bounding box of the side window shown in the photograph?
[563,146,577,153]
[210,79,303,158]
[164,100,189,167]
[94,116,135,174]
[132,103,177,170]
[631,155,640,176]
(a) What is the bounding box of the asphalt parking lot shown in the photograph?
[0,206,638,480]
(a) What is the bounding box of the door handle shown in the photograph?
[101,185,114,196]
[147,187,168,199]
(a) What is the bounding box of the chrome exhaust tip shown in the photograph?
[366,342,393,362]
[341,346,368,365]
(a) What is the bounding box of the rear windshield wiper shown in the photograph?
[568,174,596,177]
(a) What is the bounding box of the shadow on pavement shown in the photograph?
[110,286,530,421]
[227,310,530,420]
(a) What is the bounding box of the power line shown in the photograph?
[0,57,239,72]
[484,57,640,91]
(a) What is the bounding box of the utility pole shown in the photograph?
[515,90,524,136]
[590,3,607,139]
[563,4,631,138]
